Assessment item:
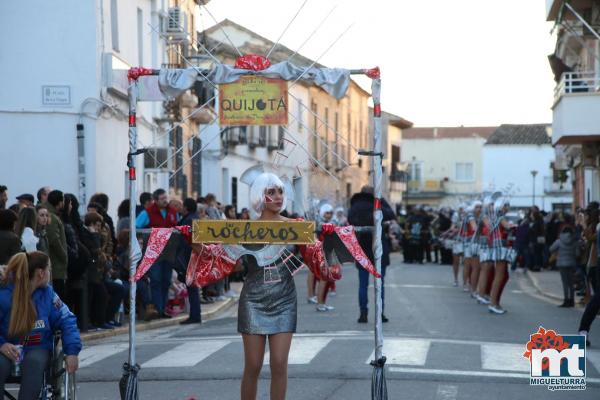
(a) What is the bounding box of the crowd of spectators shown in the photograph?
[0,184,244,331]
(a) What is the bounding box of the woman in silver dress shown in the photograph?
[187,171,377,400]
[237,172,297,400]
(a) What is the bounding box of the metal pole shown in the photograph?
[370,76,384,362]
[531,170,538,207]
[127,78,139,370]
[352,67,387,399]
[122,67,159,400]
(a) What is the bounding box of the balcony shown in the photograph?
[390,172,407,193]
[547,0,593,21]
[405,179,446,199]
[544,176,572,194]
[552,71,600,145]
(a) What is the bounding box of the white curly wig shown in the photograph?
[249,172,288,218]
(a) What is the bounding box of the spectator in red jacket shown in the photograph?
[135,189,178,318]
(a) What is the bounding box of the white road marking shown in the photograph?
[264,337,332,365]
[369,284,454,289]
[366,338,430,366]
[79,343,129,368]
[435,385,458,400]
[142,340,231,368]
[389,367,600,383]
[480,343,530,372]
[587,350,600,373]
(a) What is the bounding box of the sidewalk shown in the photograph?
[524,268,569,303]
[81,282,241,342]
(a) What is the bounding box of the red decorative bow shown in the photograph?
[235,54,272,71]
[176,225,192,244]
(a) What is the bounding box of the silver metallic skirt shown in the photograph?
[237,252,298,335]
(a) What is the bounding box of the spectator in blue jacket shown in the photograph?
[0,251,81,398]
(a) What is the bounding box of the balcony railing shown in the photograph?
[554,71,600,103]
[543,176,572,194]
[390,171,407,183]
[407,180,444,193]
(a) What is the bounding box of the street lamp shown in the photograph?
[531,170,538,206]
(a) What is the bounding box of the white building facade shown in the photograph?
[482,124,572,211]
[401,127,496,207]
[0,0,202,217]
[547,0,600,209]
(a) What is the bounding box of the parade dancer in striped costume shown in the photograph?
[488,198,514,315]
[451,206,466,287]
[475,195,497,305]
[467,201,484,296]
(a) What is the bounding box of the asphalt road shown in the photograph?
[52,254,600,399]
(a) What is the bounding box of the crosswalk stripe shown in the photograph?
[480,343,530,372]
[435,385,458,400]
[366,338,430,366]
[264,337,332,365]
[80,343,129,368]
[142,340,231,368]
[587,350,600,373]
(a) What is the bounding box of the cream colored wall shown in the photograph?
[385,124,403,205]
[307,81,370,206]
[402,137,486,195]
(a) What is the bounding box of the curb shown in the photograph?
[81,297,237,342]
[524,270,563,302]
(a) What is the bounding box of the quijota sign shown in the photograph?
[219,75,288,126]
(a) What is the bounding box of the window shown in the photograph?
[408,162,423,192]
[359,120,363,150]
[278,126,285,150]
[110,0,119,51]
[238,126,247,144]
[297,99,303,132]
[191,137,202,196]
[324,107,329,140]
[231,177,238,210]
[259,126,267,147]
[334,112,339,168]
[137,8,143,65]
[311,102,318,159]
[391,145,400,173]
[455,162,474,182]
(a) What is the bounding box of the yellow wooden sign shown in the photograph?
[192,220,315,244]
[219,75,289,126]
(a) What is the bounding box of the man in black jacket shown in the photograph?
[177,198,202,324]
[348,186,396,323]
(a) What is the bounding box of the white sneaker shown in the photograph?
[324,304,335,311]
[462,285,470,292]
[316,304,329,312]
[453,281,459,287]
[307,296,318,304]
[488,305,507,314]
[329,291,337,297]
[478,296,491,305]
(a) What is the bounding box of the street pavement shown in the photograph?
[67,254,600,399]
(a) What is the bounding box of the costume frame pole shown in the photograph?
[121,67,159,400]
[123,62,385,399]
[351,67,387,399]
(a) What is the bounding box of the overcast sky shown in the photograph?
[202,0,556,127]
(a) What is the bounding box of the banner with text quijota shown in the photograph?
[219,75,288,126]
